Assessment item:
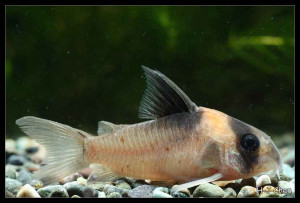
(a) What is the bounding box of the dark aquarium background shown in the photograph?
[6,6,294,141]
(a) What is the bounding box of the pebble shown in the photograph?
[108,192,122,198]
[16,184,41,198]
[256,175,271,187]
[79,167,92,178]
[5,178,22,195]
[16,137,36,153]
[6,139,16,153]
[257,186,280,198]
[115,180,132,190]
[86,182,106,191]
[7,155,27,166]
[153,187,172,198]
[98,191,106,198]
[17,168,32,185]
[281,164,295,180]
[278,181,295,193]
[132,179,148,188]
[223,187,237,198]
[63,181,98,197]
[5,164,17,179]
[128,185,156,198]
[237,186,257,197]
[240,177,256,187]
[104,184,129,197]
[37,185,69,197]
[172,192,188,198]
[192,183,225,197]
[59,172,82,185]
[170,185,190,197]
[5,190,15,198]
[76,177,87,186]
[71,195,81,198]
[30,145,46,163]
[24,161,40,172]
[29,179,43,190]
[25,147,39,154]
[224,182,242,193]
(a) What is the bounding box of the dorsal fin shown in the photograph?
[97,121,121,135]
[138,65,198,120]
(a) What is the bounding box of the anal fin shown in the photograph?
[172,173,223,193]
[87,164,122,183]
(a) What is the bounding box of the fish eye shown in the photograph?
[241,134,260,152]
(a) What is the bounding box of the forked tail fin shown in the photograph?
[16,116,90,185]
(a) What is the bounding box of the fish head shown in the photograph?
[199,107,282,180]
[222,116,283,179]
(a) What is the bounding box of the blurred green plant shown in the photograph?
[6,6,294,138]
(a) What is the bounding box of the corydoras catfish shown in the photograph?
[16,66,283,191]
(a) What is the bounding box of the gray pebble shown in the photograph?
[237,186,257,197]
[63,181,98,197]
[223,187,237,198]
[153,187,172,198]
[86,182,106,191]
[17,168,32,185]
[5,178,22,195]
[82,187,99,197]
[256,175,271,187]
[115,180,132,190]
[172,192,188,198]
[107,192,122,198]
[63,181,85,197]
[192,183,225,197]
[132,180,148,188]
[7,155,26,166]
[29,179,43,190]
[259,192,280,198]
[170,185,190,197]
[5,164,17,179]
[104,184,129,197]
[25,146,39,154]
[37,185,69,197]
[128,185,156,198]
[5,190,15,198]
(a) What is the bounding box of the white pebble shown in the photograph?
[153,187,172,198]
[16,184,40,198]
[256,175,271,187]
[77,177,87,186]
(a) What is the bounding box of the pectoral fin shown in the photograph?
[172,173,223,193]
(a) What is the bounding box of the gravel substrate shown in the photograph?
[5,136,295,198]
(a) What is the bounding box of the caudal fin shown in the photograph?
[16,116,90,185]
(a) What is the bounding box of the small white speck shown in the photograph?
[67,51,70,54]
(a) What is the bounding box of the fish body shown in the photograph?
[16,66,283,189]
